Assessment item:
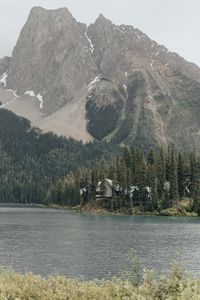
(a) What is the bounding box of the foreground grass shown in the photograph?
[0,265,200,299]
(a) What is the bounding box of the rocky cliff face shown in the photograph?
[0,57,10,78]
[7,7,98,114]
[1,6,200,150]
[85,14,200,149]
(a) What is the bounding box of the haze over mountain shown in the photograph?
[0,6,200,150]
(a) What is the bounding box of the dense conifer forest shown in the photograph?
[1,108,200,215]
[0,109,115,203]
[47,146,200,215]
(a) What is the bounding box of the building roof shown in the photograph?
[97,178,113,188]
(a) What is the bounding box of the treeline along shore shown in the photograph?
[47,146,200,217]
[1,109,200,217]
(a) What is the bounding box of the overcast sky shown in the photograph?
[0,0,200,66]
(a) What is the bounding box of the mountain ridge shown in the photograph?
[0,6,200,150]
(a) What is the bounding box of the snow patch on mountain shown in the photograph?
[0,89,19,108]
[37,93,44,109]
[25,90,36,97]
[7,89,19,98]
[85,30,94,54]
[135,31,142,40]
[123,84,127,93]
[25,90,44,109]
[87,76,100,91]
[150,60,154,67]
[0,71,8,87]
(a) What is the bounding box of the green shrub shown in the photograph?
[160,205,197,217]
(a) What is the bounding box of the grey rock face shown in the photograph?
[2,7,200,149]
[7,7,98,114]
[0,57,10,77]
[88,14,200,84]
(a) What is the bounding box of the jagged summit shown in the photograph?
[1,6,200,150]
[94,13,112,24]
[30,6,73,15]
[29,6,46,13]
[27,6,79,32]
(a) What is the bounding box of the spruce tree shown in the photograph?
[169,149,179,204]
[190,151,197,199]
[192,158,200,213]
[177,152,185,198]
[157,147,166,202]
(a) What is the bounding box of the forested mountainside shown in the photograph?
[1,108,200,212]
[48,146,200,215]
[0,6,200,150]
[0,109,115,203]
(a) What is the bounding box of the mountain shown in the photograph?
[0,6,200,150]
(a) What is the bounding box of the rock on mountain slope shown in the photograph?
[0,6,200,149]
[0,57,10,77]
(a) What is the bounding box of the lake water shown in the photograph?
[0,207,199,280]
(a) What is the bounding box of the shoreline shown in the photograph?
[47,203,198,218]
[0,203,197,218]
[0,203,45,208]
[79,207,198,218]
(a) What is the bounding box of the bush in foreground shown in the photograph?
[0,265,199,299]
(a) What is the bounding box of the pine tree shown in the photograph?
[98,159,108,180]
[130,147,136,182]
[177,152,185,198]
[169,149,179,204]
[98,159,108,198]
[148,149,158,209]
[190,151,197,199]
[122,146,132,169]
[157,147,166,202]
[137,152,147,209]
[118,160,128,207]
[165,146,171,182]
[192,158,200,214]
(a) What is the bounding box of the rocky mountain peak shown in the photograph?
[6,6,98,114]
[1,6,200,150]
[94,13,113,25]
[29,6,74,18]
[27,6,77,32]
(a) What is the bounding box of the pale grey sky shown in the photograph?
[0,0,200,66]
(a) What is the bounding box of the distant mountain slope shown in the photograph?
[0,6,200,150]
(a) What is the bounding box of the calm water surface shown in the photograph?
[0,207,199,280]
